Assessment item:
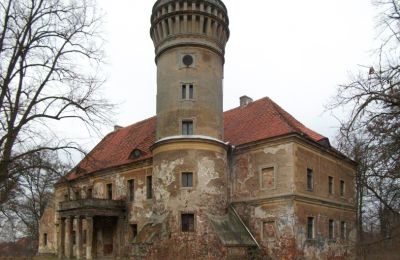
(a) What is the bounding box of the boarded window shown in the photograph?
[146,176,153,199]
[181,213,195,232]
[328,176,334,194]
[261,167,275,189]
[329,219,334,239]
[106,183,113,200]
[263,221,277,240]
[307,217,314,239]
[182,172,193,187]
[182,120,193,135]
[307,169,313,191]
[128,179,135,202]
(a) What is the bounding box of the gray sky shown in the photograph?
[88,0,376,149]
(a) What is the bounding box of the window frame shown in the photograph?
[181,172,194,188]
[340,180,345,197]
[307,216,315,240]
[106,183,113,200]
[328,219,335,240]
[328,176,334,195]
[146,175,153,199]
[181,119,194,135]
[181,83,195,101]
[127,179,135,202]
[181,212,195,233]
[307,168,314,191]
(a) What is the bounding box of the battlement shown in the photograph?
[150,0,230,59]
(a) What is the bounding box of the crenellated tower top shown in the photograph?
[150,0,230,61]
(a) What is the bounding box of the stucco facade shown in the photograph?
[39,0,357,259]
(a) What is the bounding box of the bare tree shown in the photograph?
[0,0,113,205]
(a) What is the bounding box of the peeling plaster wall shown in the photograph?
[231,142,295,201]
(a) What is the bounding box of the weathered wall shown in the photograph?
[231,141,295,201]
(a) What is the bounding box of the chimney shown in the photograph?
[240,95,253,107]
[114,125,123,131]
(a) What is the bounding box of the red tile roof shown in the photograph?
[65,97,326,181]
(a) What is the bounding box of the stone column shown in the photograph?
[65,216,73,259]
[86,216,94,260]
[58,218,65,259]
[76,216,83,259]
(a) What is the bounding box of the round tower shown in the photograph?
[150,0,230,245]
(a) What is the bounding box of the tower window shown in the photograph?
[307,217,314,239]
[182,54,194,67]
[181,84,194,100]
[146,176,153,199]
[182,120,193,135]
[329,219,334,240]
[181,213,195,232]
[128,179,135,202]
[328,176,334,194]
[106,183,113,200]
[182,172,193,187]
[307,168,313,191]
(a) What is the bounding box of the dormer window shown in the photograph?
[129,149,143,159]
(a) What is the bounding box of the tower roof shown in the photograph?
[62,97,331,182]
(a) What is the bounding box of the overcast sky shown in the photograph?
[86,0,377,150]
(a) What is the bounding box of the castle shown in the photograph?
[38,0,357,259]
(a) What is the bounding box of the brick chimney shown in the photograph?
[240,96,253,107]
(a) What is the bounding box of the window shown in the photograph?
[182,172,193,188]
[106,183,113,200]
[43,233,47,246]
[64,193,69,201]
[263,221,277,241]
[307,168,313,191]
[329,219,334,240]
[128,179,135,202]
[87,188,92,199]
[83,230,87,244]
[131,224,138,239]
[146,176,153,199]
[181,84,194,100]
[74,190,80,200]
[182,120,193,135]
[340,180,345,196]
[328,176,334,194]
[307,217,314,239]
[181,213,195,232]
[340,221,347,239]
[72,231,76,245]
[261,167,275,189]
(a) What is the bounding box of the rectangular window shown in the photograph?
[75,190,80,200]
[329,219,334,240]
[146,176,153,199]
[261,167,275,189]
[307,168,313,191]
[43,233,47,246]
[128,179,135,202]
[328,176,334,194]
[307,217,314,239]
[182,120,193,135]
[83,230,87,244]
[72,231,76,245]
[182,172,193,187]
[181,84,194,100]
[341,221,347,239]
[131,224,138,239]
[106,183,113,200]
[181,213,195,232]
[340,180,345,196]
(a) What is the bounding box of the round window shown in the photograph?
[182,55,194,67]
